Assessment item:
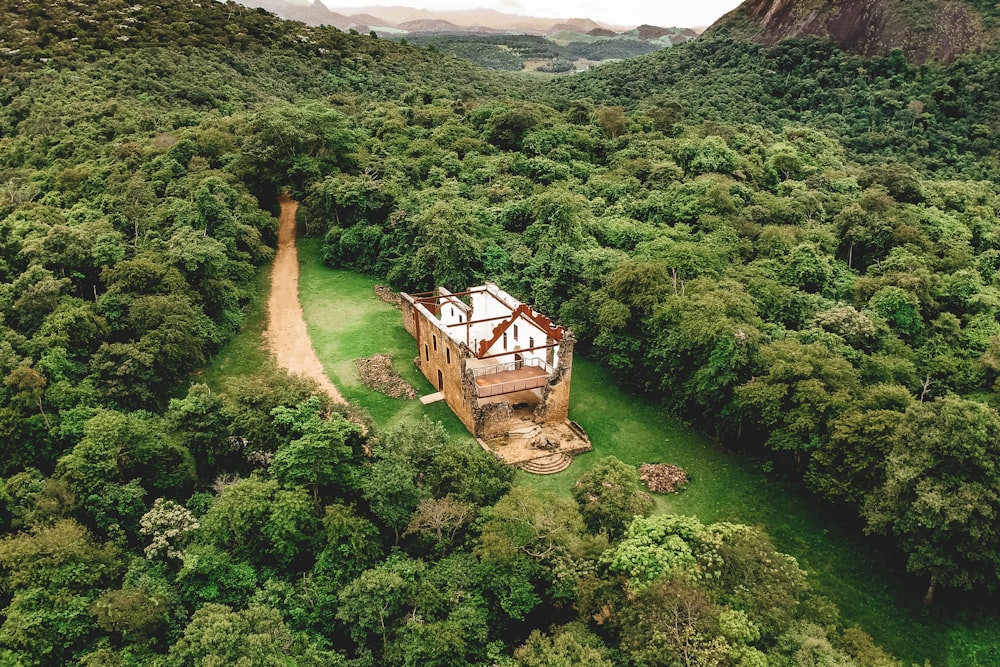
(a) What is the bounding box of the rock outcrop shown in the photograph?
[707,0,991,63]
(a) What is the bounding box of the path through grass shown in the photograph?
[297,240,467,433]
[291,237,996,666]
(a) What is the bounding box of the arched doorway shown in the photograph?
[437,369,444,391]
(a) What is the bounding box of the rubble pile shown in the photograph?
[374,285,402,307]
[639,463,689,493]
[355,354,416,399]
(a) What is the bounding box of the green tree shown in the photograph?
[3,364,50,429]
[477,486,590,566]
[615,575,731,667]
[573,456,652,539]
[238,101,360,195]
[91,587,167,642]
[166,603,339,667]
[864,396,1000,604]
[336,556,423,655]
[422,439,516,507]
[270,396,364,508]
[174,544,258,609]
[198,476,318,571]
[515,622,614,667]
[315,503,384,585]
[362,456,420,542]
[806,385,912,508]
[305,504,385,627]
[648,277,763,423]
[306,171,395,229]
[166,383,234,479]
[392,198,485,291]
[0,520,120,663]
[736,340,860,469]
[57,409,195,501]
[595,106,627,139]
[221,370,322,458]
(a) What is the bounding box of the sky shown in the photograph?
[325,1,745,29]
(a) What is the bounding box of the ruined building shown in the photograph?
[401,283,591,474]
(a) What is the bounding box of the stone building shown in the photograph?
[401,283,590,473]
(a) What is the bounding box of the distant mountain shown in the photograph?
[228,0,698,73]
[347,13,397,28]
[239,0,350,30]
[396,18,462,32]
[237,0,357,29]
[330,6,622,32]
[624,25,700,44]
[706,0,995,63]
[230,2,635,33]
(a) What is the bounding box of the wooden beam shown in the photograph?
[477,342,559,361]
[444,315,509,328]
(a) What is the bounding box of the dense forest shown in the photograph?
[393,33,661,72]
[393,35,566,72]
[2,0,1000,663]
[308,43,1000,606]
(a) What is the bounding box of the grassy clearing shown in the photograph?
[297,239,469,434]
[254,235,997,665]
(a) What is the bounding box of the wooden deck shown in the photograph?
[474,366,548,398]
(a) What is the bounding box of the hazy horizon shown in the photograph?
[321,0,745,29]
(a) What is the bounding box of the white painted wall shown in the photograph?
[436,284,562,369]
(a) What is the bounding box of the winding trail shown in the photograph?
[264,194,346,405]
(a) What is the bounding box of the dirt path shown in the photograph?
[264,195,346,405]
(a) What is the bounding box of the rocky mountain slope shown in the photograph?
[707,0,995,62]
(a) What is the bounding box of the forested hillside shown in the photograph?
[552,36,1000,178]
[2,0,1000,663]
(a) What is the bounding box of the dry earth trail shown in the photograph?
[264,195,346,405]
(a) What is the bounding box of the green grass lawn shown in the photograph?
[207,235,998,666]
[297,240,468,434]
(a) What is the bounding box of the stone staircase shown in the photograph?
[517,452,573,475]
[507,423,542,446]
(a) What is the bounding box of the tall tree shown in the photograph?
[864,396,1000,604]
[573,456,652,540]
[270,397,364,508]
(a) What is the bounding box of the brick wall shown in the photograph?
[401,296,417,338]
[473,401,515,439]
[411,306,477,433]
[533,331,575,424]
